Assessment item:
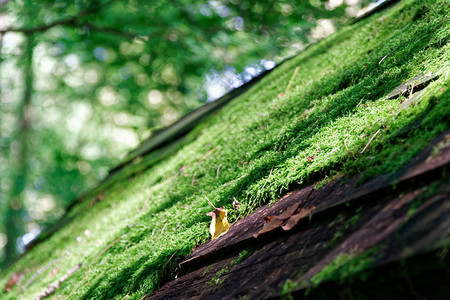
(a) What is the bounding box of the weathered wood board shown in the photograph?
[148,131,450,299]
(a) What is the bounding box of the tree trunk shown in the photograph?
[4,33,34,263]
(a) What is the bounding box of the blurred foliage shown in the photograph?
[0,0,365,266]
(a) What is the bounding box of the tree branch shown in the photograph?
[0,18,76,35]
[0,0,116,35]
[35,263,82,300]
[82,23,139,40]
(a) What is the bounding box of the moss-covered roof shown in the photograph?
[150,131,450,299]
[1,0,449,299]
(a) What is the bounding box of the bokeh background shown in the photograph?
[0,0,377,268]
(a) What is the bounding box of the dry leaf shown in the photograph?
[253,216,284,238]
[253,202,315,238]
[275,202,301,219]
[281,207,315,231]
[233,198,240,210]
[253,202,300,238]
[5,272,24,292]
[206,207,230,239]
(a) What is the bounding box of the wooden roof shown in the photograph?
[149,130,450,299]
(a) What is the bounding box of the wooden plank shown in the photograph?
[179,131,450,271]
[149,181,450,299]
[386,72,439,100]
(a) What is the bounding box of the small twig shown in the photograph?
[94,237,122,261]
[284,66,300,95]
[160,250,179,279]
[160,223,167,234]
[36,263,82,300]
[309,107,330,133]
[138,193,151,213]
[426,1,446,19]
[191,171,198,186]
[360,129,381,154]
[356,98,364,108]
[120,282,134,300]
[222,174,246,189]
[204,196,216,209]
[216,164,222,179]
[310,118,321,131]
[436,15,449,25]
[200,147,217,162]
[344,139,349,152]
[139,295,148,300]
[379,43,402,64]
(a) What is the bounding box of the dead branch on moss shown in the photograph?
[35,263,81,300]
[360,129,381,154]
[21,255,65,292]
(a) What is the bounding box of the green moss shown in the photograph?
[280,265,309,298]
[209,267,228,287]
[1,0,449,298]
[202,263,216,277]
[281,279,300,298]
[208,248,251,286]
[310,249,377,287]
[329,207,362,247]
[407,198,423,218]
